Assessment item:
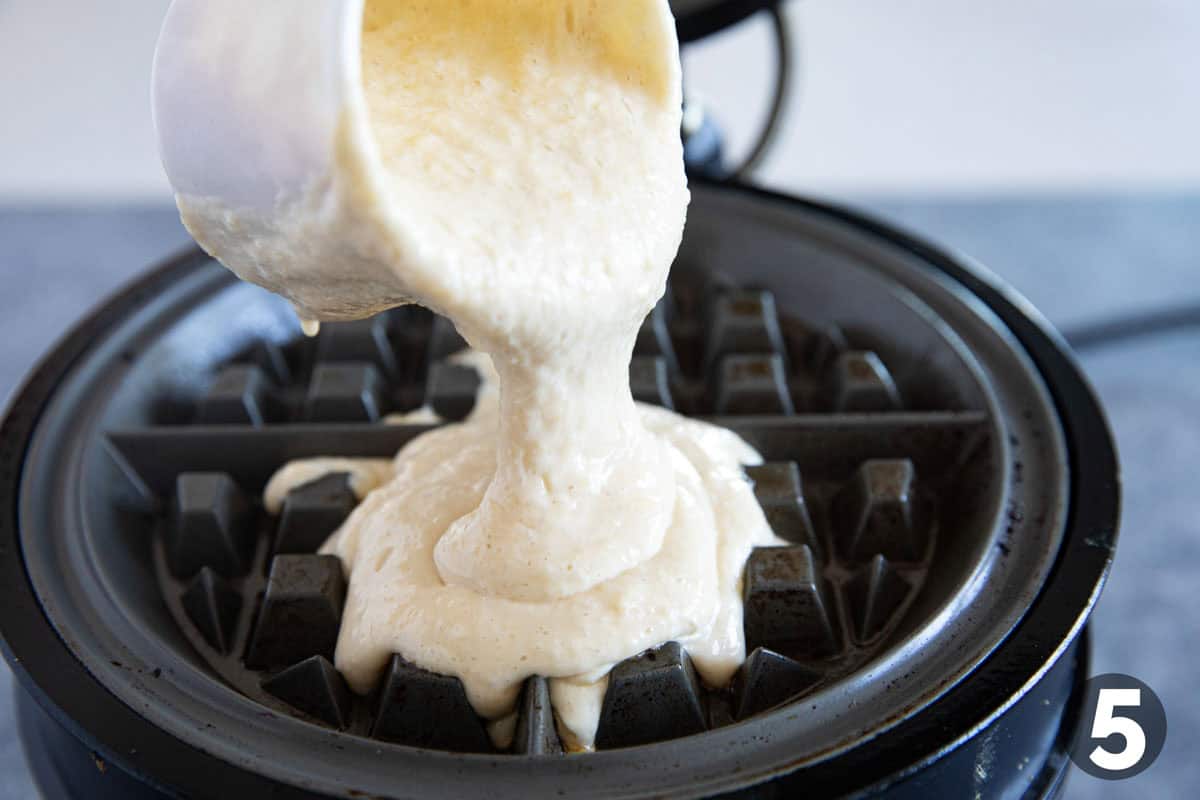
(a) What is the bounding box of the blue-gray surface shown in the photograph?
[0,195,1197,798]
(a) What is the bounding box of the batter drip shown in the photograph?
[179,0,781,749]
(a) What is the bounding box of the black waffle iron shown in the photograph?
[0,5,1118,799]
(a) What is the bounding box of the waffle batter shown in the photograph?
[180,0,780,749]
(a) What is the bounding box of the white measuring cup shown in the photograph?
[152,0,686,329]
[152,0,420,323]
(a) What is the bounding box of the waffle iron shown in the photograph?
[0,3,1118,798]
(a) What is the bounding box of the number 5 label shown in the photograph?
[1071,674,1166,780]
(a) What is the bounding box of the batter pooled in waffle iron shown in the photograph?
[179,0,780,750]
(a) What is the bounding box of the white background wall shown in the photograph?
[1,0,1198,201]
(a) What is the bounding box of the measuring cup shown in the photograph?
[152,0,421,323]
[152,0,686,328]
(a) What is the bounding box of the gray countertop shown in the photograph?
[1,194,1197,798]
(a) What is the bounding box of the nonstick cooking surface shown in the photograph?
[118,271,953,753]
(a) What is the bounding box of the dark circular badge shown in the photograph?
[1070,673,1167,780]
